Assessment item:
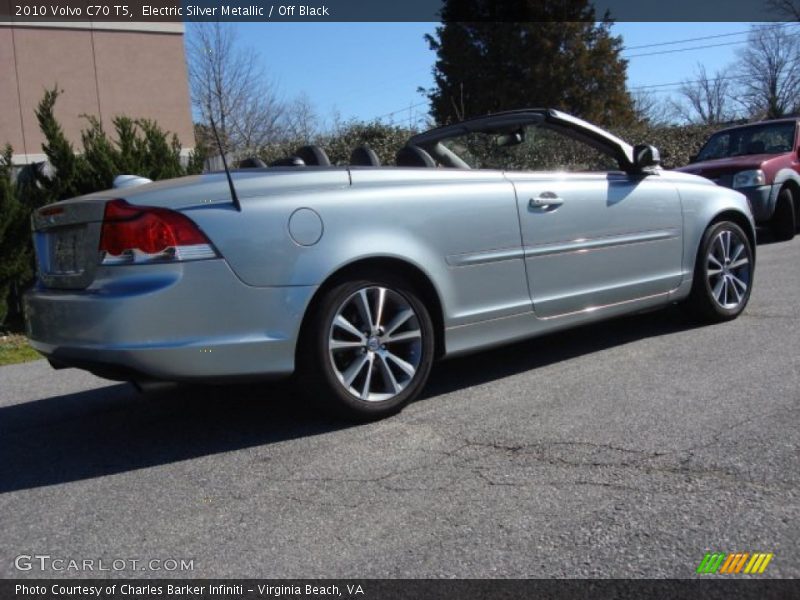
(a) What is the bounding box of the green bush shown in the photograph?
[322,121,414,166]
[255,119,716,171]
[34,88,207,200]
[612,123,719,170]
[0,87,206,327]
[258,121,414,166]
[0,147,29,326]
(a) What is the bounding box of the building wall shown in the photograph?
[0,21,195,164]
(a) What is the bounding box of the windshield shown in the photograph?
[696,122,796,161]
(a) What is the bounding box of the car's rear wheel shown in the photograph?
[686,221,754,322]
[771,187,796,241]
[298,273,435,420]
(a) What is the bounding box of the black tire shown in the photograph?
[686,221,754,323]
[770,187,796,241]
[297,271,435,421]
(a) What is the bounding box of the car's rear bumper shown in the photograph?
[24,259,317,383]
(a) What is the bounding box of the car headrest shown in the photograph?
[295,145,331,166]
[269,156,306,167]
[396,145,436,168]
[238,157,267,169]
[350,145,381,167]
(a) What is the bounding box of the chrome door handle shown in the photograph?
[529,193,564,209]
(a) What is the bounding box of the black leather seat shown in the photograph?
[350,145,381,166]
[395,145,436,167]
[238,157,267,169]
[269,156,305,167]
[295,145,331,166]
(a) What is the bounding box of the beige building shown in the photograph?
[0,20,195,164]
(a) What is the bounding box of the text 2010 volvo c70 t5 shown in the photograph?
[25,110,756,419]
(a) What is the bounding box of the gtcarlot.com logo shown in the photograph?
[696,552,774,574]
[14,554,195,572]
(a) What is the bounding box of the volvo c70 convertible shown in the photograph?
[25,109,756,420]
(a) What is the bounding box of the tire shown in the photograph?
[770,187,796,241]
[297,271,435,421]
[686,221,754,322]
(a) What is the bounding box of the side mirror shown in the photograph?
[633,144,661,170]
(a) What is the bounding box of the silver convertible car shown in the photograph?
[25,109,756,419]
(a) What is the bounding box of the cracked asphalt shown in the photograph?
[1,234,798,579]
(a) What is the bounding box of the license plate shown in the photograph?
[49,227,83,275]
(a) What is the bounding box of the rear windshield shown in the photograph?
[696,122,796,161]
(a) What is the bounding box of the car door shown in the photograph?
[504,126,684,319]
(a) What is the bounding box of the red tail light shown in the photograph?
[99,199,217,265]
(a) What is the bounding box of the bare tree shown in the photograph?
[671,64,733,124]
[631,89,672,125]
[283,92,320,142]
[735,24,800,119]
[186,22,284,156]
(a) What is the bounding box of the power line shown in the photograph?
[631,73,753,91]
[622,23,799,52]
[622,28,754,51]
[623,23,800,58]
[622,23,799,54]
[626,39,750,59]
[373,101,428,121]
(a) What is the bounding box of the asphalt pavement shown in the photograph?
[1,234,798,578]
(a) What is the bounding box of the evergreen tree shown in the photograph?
[0,146,23,324]
[0,147,48,325]
[425,0,634,127]
[34,88,92,199]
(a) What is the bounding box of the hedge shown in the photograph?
[256,120,718,170]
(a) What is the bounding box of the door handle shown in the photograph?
[529,193,564,209]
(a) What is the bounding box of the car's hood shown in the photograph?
[675,154,774,177]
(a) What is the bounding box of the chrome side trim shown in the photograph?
[449,299,535,323]
[524,229,679,259]
[446,247,525,267]
[538,290,673,321]
[445,229,679,267]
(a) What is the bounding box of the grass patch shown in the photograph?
[0,334,42,366]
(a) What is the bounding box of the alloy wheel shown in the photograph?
[706,229,751,310]
[327,286,423,402]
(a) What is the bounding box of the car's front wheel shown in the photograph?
[298,273,435,420]
[686,221,754,322]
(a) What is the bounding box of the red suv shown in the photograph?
[676,119,800,240]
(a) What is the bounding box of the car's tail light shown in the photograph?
[99,199,218,265]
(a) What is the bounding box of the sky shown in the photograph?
[210,22,795,128]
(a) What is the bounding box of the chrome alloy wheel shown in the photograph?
[706,229,751,309]
[328,286,423,402]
